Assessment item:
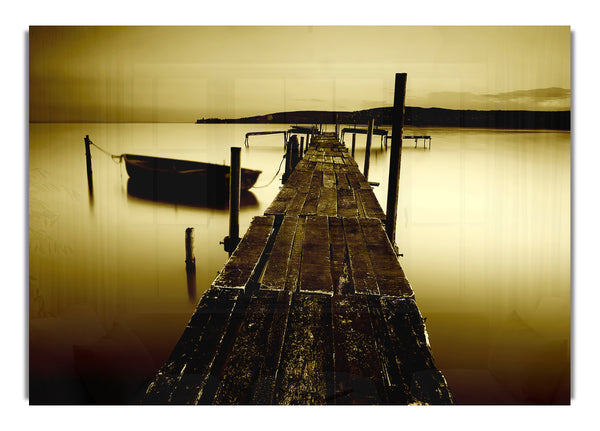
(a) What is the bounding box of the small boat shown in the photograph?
[123,154,262,192]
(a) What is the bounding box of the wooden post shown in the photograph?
[363,117,374,180]
[185,227,196,271]
[335,114,340,139]
[283,136,293,183]
[300,136,304,159]
[84,135,94,197]
[351,133,356,158]
[290,135,300,170]
[224,147,241,254]
[385,73,407,248]
[185,227,197,301]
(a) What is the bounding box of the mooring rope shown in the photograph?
[89,140,124,163]
[253,154,286,189]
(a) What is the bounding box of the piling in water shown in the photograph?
[84,135,94,197]
[222,147,241,254]
[363,118,374,180]
[385,73,407,248]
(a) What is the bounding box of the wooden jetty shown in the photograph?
[141,132,454,405]
[404,135,432,149]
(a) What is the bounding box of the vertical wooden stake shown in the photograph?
[363,117,374,180]
[300,136,304,159]
[227,147,241,254]
[335,114,340,138]
[290,135,300,170]
[283,136,293,183]
[351,133,356,158]
[185,227,196,271]
[84,135,94,197]
[385,73,407,248]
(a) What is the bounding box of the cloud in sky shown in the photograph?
[420,88,570,111]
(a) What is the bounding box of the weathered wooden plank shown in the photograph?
[212,290,279,404]
[337,188,358,218]
[300,171,321,215]
[142,288,240,404]
[321,162,335,173]
[284,217,305,292]
[300,215,332,294]
[285,191,308,216]
[212,216,274,290]
[358,189,386,220]
[251,290,293,404]
[365,295,409,404]
[342,218,379,295]
[316,187,337,217]
[285,169,312,191]
[264,187,296,215]
[261,216,298,291]
[332,156,345,165]
[359,218,413,297]
[379,297,455,405]
[329,217,350,296]
[331,295,385,404]
[336,172,350,189]
[354,184,368,218]
[322,171,336,188]
[272,293,334,405]
[167,289,246,404]
[346,172,362,190]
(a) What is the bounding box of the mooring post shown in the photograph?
[290,135,300,170]
[185,227,196,271]
[385,73,407,249]
[363,117,374,180]
[351,133,356,158]
[225,147,241,254]
[84,135,94,197]
[283,136,293,183]
[335,114,340,139]
[299,136,304,159]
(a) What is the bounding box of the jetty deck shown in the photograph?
[141,132,455,405]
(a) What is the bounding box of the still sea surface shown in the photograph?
[28,123,570,404]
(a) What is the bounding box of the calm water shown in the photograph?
[28,123,570,404]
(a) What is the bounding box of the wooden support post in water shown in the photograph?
[84,135,94,197]
[283,136,293,184]
[222,147,241,254]
[363,118,374,180]
[385,73,407,248]
[185,227,197,301]
[335,114,340,139]
[290,135,300,170]
[299,137,304,159]
[351,133,356,158]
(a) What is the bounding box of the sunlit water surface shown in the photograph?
[29,123,570,404]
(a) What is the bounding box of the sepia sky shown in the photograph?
[29,26,571,123]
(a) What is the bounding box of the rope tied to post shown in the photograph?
[253,153,286,189]
[87,137,124,163]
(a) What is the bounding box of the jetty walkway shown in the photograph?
[141,132,455,405]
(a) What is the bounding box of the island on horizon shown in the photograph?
[197,106,570,131]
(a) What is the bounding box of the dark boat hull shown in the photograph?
[123,154,262,192]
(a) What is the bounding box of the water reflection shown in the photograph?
[126,178,259,209]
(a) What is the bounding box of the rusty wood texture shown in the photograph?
[329,217,350,296]
[212,216,274,290]
[261,216,298,291]
[300,215,332,294]
[264,187,296,215]
[332,294,385,404]
[379,296,455,405]
[337,188,358,218]
[211,290,279,404]
[343,217,379,295]
[284,217,306,292]
[359,218,413,297]
[358,189,386,220]
[272,293,334,405]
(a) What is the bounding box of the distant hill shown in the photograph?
[197,107,570,130]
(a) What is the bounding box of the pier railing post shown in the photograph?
[290,135,300,170]
[225,147,241,254]
[385,73,407,248]
[300,136,304,159]
[185,227,197,302]
[84,135,94,197]
[351,133,356,157]
[363,117,374,180]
